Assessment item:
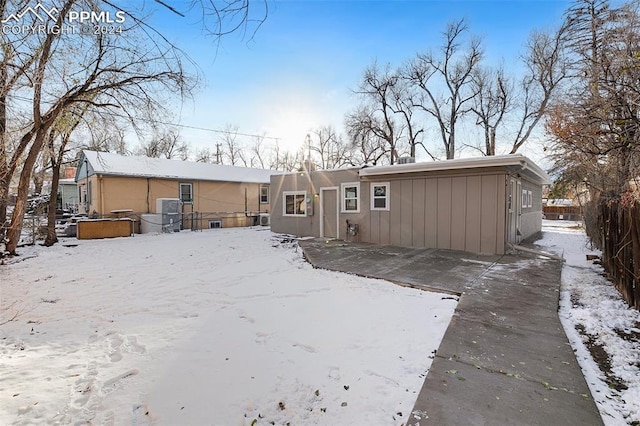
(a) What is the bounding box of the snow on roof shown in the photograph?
[79,150,279,184]
[359,154,550,184]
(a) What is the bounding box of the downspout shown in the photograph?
[146,178,150,213]
[84,157,88,214]
[244,186,248,217]
[505,175,509,253]
[99,175,104,215]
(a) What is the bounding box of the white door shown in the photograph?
[507,178,521,245]
[320,187,339,238]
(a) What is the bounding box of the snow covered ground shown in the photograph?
[3,221,639,425]
[0,228,457,425]
[540,220,640,426]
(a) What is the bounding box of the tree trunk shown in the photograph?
[0,60,7,244]
[447,129,455,159]
[0,177,7,245]
[33,169,45,195]
[632,203,640,310]
[5,131,47,254]
[44,154,61,247]
[489,127,497,156]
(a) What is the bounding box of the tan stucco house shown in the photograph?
[270,155,550,255]
[76,150,277,230]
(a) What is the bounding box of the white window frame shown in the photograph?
[260,185,269,204]
[180,182,193,203]
[370,182,390,211]
[341,182,360,213]
[283,191,307,217]
[521,189,534,209]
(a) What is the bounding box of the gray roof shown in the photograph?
[359,154,550,184]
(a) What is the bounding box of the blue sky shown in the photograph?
[151,0,572,157]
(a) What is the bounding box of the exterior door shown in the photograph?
[320,188,338,238]
[507,178,521,245]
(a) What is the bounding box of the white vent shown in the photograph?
[397,157,416,164]
[259,213,270,226]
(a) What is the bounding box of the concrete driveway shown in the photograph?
[298,239,603,426]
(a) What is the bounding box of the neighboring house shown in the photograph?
[75,150,276,229]
[57,178,78,212]
[270,155,550,255]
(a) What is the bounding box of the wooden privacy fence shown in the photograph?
[543,205,583,221]
[595,199,640,310]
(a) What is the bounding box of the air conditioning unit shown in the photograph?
[397,157,416,164]
[156,198,181,232]
[259,213,270,226]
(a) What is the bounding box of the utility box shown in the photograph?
[259,213,270,226]
[140,214,163,234]
[156,198,181,232]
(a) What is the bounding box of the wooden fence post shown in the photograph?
[631,202,640,310]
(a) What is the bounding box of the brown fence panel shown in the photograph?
[543,205,583,221]
[631,204,640,310]
[596,198,638,310]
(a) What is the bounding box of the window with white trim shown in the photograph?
[283,191,306,216]
[371,182,389,211]
[180,183,193,203]
[522,189,534,209]
[260,185,269,204]
[341,182,360,213]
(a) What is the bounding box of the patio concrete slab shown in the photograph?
[297,238,603,426]
[300,240,501,295]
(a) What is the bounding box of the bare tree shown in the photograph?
[406,19,483,159]
[346,63,406,164]
[308,126,353,169]
[32,150,51,196]
[469,67,511,156]
[266,141,303,171]
[345,113,391,166]
[392,74,428,159]
[282,147,305,172]
[138,128,190,160]
[2,1,197,255]
[267,140,284,170]
[548,0,640,197]
[44,107,85,246]
[194,147,215,163]
[79,114,130,154]
[509,28,568,154]
[0,0,268,255]
[219,124,247,166]
[250,135,267,168]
